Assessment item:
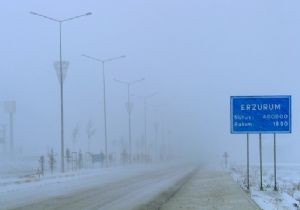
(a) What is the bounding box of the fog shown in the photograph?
[0,0,299,168]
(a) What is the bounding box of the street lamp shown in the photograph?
[114,78,145,162]
[141,93,157,157]
[131,92,157,158]
[151,104,168,161]
[0,124,6,153]
[30,11,92,173]
[4,101,16,156]
[82,54,125,166]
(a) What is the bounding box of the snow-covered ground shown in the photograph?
[0,160,194,210]
[231,164,300,210]
[161,170,259,210]
[0,156,39,179]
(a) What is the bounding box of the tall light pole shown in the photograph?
[114,78,145,162]
[149,103,166,161]
[0,124,6,153]
[30,11,92,173]
[4,101,16,156]
[82,54,125,166]
[133,93,157,157]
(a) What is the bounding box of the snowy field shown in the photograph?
[231,164,300,210]
[0,156,39,179]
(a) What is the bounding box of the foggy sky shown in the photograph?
[0,0,299,165]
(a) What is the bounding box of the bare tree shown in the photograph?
[86,119,96,153]
[72,123,80,151]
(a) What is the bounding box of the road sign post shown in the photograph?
[259,133,263,190]
[230,95,291,191]
[247,133,249,190]
[223,152,229,168]
[274,133,278,191]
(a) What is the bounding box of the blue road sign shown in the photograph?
[230,96,291,134]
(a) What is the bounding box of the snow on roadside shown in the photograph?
[230,164,300,210]
[0,156,39,179]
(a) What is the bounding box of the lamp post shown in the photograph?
[151,103,168,161]
[114,78,145,162]
[0,124,6,153]
[82,54,125,166]
[30,11,92,173]
[133,93,157,157]
[4,101,16,156]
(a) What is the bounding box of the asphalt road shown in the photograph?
[10,165,193,210]
[7,167,261,210]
